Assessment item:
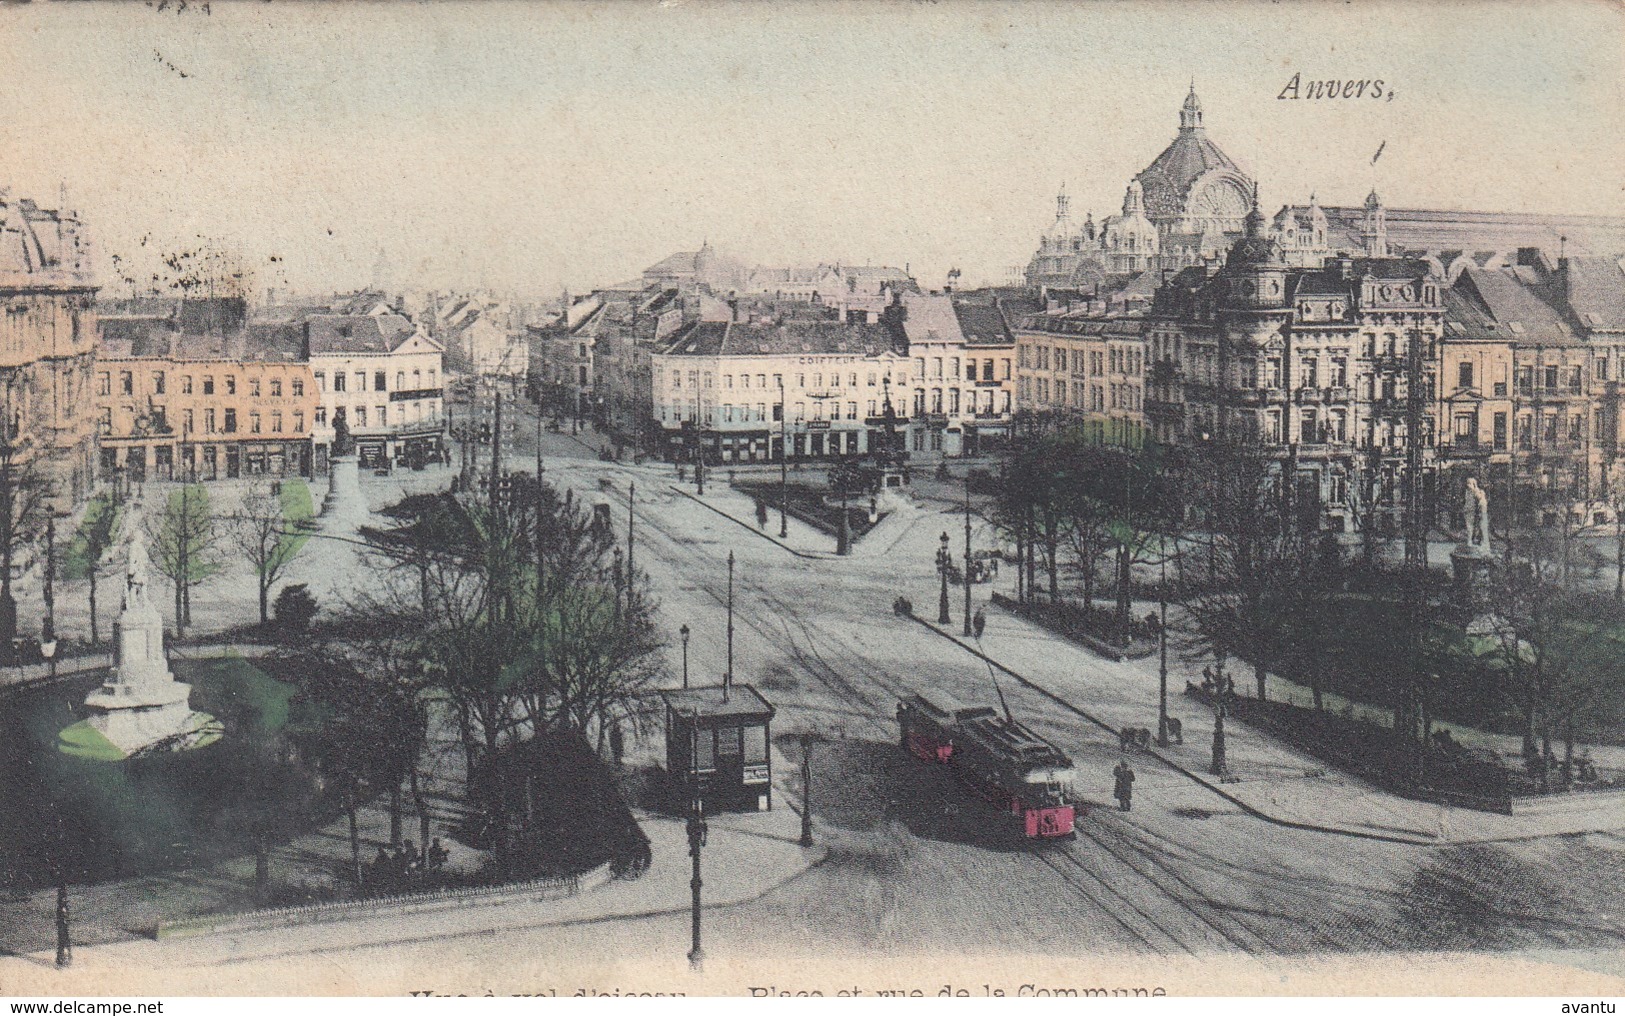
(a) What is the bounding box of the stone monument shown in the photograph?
[1452,477,1495,612]
[59,535,220,760]
[320,407,368,525]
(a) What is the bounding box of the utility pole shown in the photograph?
[1403,326,1429,753]
[489,389,504,512]
[1156,551,1170,746]
[779,378,789,538]
[626,481,636,613]
[686,793,707,972]
[962,470,974,636]
[937,531,951,624]
[724,550,734,702]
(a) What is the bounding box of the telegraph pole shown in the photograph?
[489,389,504,512]
[724,550,734,702]
[1156,551,1170,747]
[626,481,636,611]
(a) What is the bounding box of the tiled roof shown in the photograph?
[952,302,1013,346]
[97,320,307,362]
[1563,256,1625,331]
[899,293,963,344]
[661,319,905,358]
[305,313,420,354]
[1458,267,1574,344]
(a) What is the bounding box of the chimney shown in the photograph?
[728,298,739,323]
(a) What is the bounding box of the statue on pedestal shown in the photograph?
[1463,477,1491,554]
[125,533,151,611]
[332,407,355,458]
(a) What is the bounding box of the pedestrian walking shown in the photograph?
[973,608,986,639]
[1113,759,1135,812]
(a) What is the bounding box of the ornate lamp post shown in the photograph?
[937,531,951,624]
[52,806,70,969]
[962,471,974,637]
[679,623,690,690]
[685,793,707,972]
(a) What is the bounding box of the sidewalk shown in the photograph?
[7,782,822,977]
[909,598,1625,846]
[667,482,928,562]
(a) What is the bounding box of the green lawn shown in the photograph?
[274,479,315,567]
[62,494,120,581]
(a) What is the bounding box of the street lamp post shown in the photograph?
[52,808,70,969]
[680,623,690,690]
[1211,662,1228,776]
[937,531,951,624]
[837,472,851,557]
[798,732,818,848]
[43,514,57,677]
[962,471,974,637]
[778,378,789,538]
[626,481,636,612]
[686,794,707,972]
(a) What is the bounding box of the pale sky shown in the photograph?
[3,0,1622,301]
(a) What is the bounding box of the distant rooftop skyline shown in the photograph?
[5,1,1621,300]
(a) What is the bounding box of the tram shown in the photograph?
[897,689,1078,839]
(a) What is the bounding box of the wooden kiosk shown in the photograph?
[661,683,776,813]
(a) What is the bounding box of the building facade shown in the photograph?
[896,292,1017,456]
[651,319,912,464]
[95,303,316,481]
[305,314,446,471]
[1149,198,1447,532]
[0,190,98,512]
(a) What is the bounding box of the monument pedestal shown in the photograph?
[321,454,366,523]
[61,539,219,760]
[1452,544,1494,612]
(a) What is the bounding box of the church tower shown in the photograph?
[1362,189,1388,258]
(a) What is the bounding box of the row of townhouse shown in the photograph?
[1012,197,1625,532]
[95,297,447,480]
[529,248,1027,463]
[642,291,1021,464]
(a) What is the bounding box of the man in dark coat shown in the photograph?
[1113,759,1135,812]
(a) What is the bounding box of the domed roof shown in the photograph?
[1134,87,1250,220]
[1226,188,1286,269]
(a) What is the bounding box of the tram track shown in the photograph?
[1024,846,1186,954]
[1078,822,1291,954]
[565,466,1625,956]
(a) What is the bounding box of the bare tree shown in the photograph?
[64,495,120,645]
[228,481,310,624]
[0,421,53,646]
[145,483,219,636]
[1178,434,1307,702]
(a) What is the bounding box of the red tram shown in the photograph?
[897,689,1078,839]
